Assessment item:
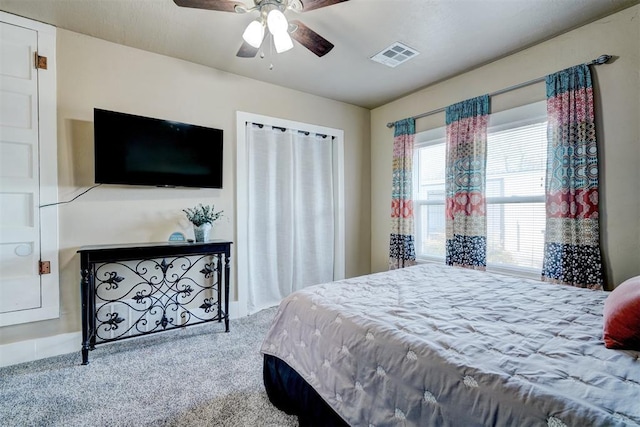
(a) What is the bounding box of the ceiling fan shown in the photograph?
[173,0,349,58]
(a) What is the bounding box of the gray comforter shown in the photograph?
[261,264,640,426]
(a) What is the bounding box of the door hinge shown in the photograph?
[34,52,47,70]
[39,260,51,275]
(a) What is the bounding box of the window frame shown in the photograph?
[412,101,547,279]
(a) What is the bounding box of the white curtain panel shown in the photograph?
[246,123,335,314]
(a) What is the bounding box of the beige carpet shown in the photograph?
[0,308,297,426]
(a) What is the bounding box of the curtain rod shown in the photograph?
[386,54,612,128]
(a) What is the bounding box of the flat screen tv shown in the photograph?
[94,109,223,188]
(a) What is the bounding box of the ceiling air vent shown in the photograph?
[371,42,419,68]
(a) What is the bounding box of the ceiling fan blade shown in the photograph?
[289,20,334,57]
[236,41,260,58]
[173,0,245,12]
[300,0,349,12]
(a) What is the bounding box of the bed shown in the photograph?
[260,263,640,426]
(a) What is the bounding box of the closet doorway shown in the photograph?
[236,112,345,315]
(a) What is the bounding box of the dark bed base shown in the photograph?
[263,355,349,426]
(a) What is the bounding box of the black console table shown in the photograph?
[78,241,232,365]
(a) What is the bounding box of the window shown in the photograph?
[414,101,547,275]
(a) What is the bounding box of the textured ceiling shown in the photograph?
[0,0,637,109]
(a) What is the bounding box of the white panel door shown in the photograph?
[0,21,41,313]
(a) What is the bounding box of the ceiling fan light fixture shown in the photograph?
[174,0,347,59]
[273,31,294,53]
[242,19,265,48]
[266,9,288,35]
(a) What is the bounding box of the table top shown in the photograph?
[78,240,233,253]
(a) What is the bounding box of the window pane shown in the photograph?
[417,203,446,257]
[486,122,546,270]
[417,144,445,198]
[487,202,546,269]
[486,123,546,198]
[415,143,445,258]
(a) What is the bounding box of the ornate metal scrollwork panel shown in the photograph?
[93,254,223,343]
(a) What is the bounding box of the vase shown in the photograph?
[193,223,212,242]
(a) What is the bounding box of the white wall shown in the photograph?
[371,5,640,289]
[0,29,371,348]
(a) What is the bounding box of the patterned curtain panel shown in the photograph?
[389,118,417,270]
[445,95,490,270]
[542,64,604,290]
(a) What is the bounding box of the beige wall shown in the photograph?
[1,29,370,345]
[371,5,640,289]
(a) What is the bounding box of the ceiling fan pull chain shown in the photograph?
[269,33,275,70]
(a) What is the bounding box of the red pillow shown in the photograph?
[603,275,640,350]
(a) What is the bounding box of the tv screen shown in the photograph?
[94,109,223,188]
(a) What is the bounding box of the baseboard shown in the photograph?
[1,305,247,368]
[0,331,82,368]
